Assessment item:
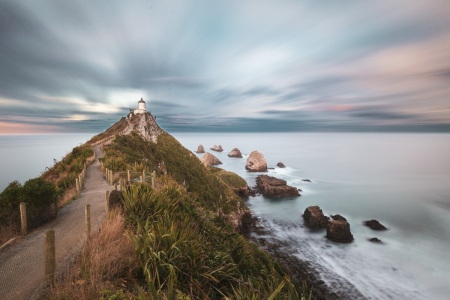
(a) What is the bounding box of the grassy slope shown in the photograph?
[97,132,305,299]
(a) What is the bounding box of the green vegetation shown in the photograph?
[0,143,93,244]
[87,117,128,145]
[95,132,311,299]
[42,144,93,191]
[102,132,246,215]
[0,177,59,229]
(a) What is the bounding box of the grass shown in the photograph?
[49,208,140,300]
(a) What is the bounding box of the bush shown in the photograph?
[0,177,59,229]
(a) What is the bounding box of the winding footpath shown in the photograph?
[0,145,112,300]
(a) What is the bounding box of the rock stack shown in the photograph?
[227,148,242,158]
[245,151,267,172]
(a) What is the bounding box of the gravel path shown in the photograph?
[0,146,112,300]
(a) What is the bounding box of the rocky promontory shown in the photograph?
[245,151,268,172]
[256,175,300,198]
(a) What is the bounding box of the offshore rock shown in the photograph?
[256,175,300,198]
[245,151,268,172]
[200,152,222,166]
[303,206,329,229]
[369,237,383,243]
[227,148,243,158]
[364,219,387,230]
[196,145,205,153]
[326,215,354,243]
[276,162,286,168]
[210,145,223,152]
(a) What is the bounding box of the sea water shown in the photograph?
[0,134,94,191]
[172,132,450,300]
[1,132,449,299]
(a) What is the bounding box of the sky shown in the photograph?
[1,0,449,134]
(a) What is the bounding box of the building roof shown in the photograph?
[138,98,145,103]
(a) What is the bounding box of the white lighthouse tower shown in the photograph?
[133,98,147,115]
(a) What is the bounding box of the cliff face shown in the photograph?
[127,112,163,143]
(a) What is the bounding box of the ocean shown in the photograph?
[1,132,449,299]
[172,132,450,300]
[0,134,94,191]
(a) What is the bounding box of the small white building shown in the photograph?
[133,98,147,114]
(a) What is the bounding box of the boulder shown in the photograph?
[326,215,354,243]
[364,220,387,231]
[303,206,329,229]
[256,175,300,198]
[228,148,243,158]
[277,162,286,168]
[196,144,205,153]
[245,151,268,172]
[200,152,222,166]
[210,145,223,152]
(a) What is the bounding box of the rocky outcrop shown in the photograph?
[128,112,163,143]
[245,151,268,172]
[210,145,223,152]
[364,220,387,230]
[227,148,242,158]
[303,206,329,229]
[256,175,300,198]
[326,215,354,243]
[196,145,205,153]
[200,152,222,166]
[276,162,286,168]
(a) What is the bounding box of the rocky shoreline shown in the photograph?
[247,218,367,300]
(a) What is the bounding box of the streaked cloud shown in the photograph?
[0,0,449,133]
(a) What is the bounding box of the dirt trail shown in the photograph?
[0,145,112,300]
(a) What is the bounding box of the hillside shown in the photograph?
[49,112,310,299]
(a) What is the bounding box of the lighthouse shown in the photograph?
[133,98,147,114]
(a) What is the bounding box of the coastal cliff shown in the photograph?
[49,112,308,299]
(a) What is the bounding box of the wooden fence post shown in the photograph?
[45,230,56,286]
[140,176,143,183]
[75,178,80,194]
[110,170,113,185]
[143,170,145,180]
[105,191,110,213]
[151,171,156,189]
[20,202,27,236]
[127,170,130,182]
[85,204,91,240]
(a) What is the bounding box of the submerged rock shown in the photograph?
[364,219,387,231]
[210,145,223,152]
[302,179,312,182]
[246,151,268,172]
[277,162,286,168]
[228,148,243,158]
[196,144,205,153]
[200,152,222,166]
[256,175,300,198]
[368,237,383,243]
[303,206,329,229]
[326,215,354,243]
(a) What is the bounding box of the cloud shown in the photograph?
[0,0,450,133]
